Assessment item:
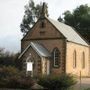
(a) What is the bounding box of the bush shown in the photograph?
[0,66,19,78]
[84,88,90,90]
[6,76,35,89]
[0,66,20,88]
[38,74,77,90]
[0,66,35,89]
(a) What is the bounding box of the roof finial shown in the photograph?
[41,2,48,17]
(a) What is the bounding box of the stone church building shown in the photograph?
[19,3,90,77]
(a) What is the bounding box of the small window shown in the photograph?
[73,50,77,68]
[81,52,85,69]
[41,22,44,28]
[52,48,60,67]
[40,21,45,28]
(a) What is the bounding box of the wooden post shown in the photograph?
[80,71,82,90]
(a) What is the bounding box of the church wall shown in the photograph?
[66,42,89,76]
[21,47,42,76]
[21,39,66,74]
[21,17,67,75]
[89,45,90,75]
[21,40,30,52]
[22,19,64,40]
[38,39,66,74]
[21,18,64,52]
[33,39,66,74]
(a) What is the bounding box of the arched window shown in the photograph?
[82,52,85,69]
[73,50,77,68]
[52,48,60,67]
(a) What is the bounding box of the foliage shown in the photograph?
[38,74,77,90]
[58,4,90,43]
[0,66,35,88]
[0,66,20,88]
[84,88,90,90]
[0,66,77,89]
[0,48,36,88]
[0,48,22,69]
[0,66,19,78]
[0,54,15,67]
[0,49,14,67]
[6,76,35,89]
[14,53,23,70]
[20,0,48,35]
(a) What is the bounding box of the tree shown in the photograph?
[20,0,48,35]
[0,48,22,69]
[58,4,90,43]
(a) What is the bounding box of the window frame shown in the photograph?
[40,21,45,28]
[82,52,85,69]
[73,50,77,68]
[52,48,60,68]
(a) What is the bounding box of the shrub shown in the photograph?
[38,74,77,90]
[0,66,20,88]
[0,66,35,89]
[84,88,90,90]
[0,66,19,76]
[6,76,35,89]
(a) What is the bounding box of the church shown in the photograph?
[19,3,90,77]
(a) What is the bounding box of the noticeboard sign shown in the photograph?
[26,62,33,71]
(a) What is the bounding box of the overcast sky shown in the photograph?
[0,0,90,53]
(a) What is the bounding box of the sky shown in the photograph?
[0,0,90,53]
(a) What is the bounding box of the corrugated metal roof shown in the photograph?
[18,42,51,59]
[46,17,88,46]
[31,42,51,57]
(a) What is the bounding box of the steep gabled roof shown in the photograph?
[18,42,51,59]
[46,17,88,46]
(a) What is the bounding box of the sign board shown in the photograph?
[26,62,33,71]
